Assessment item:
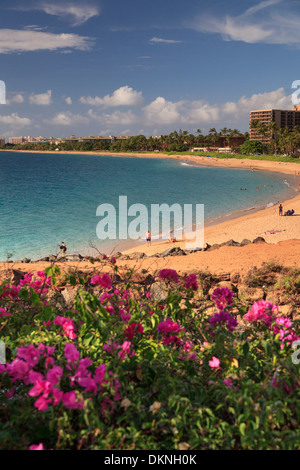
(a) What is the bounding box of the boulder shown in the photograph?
[206,244,220,252]
[150,282,168,301]
[230,272,241,284]
[128,271,154,285]
[240,239,252,247]
[22,257,31,263]
[128,252,147,260]
[238,286,265,302]
[60,286,79,306]
[252,237,266,244]
[220,239,240,247]
[11,269,25,285]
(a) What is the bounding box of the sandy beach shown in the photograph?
[1,150,300,278]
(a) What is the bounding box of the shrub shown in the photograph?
[0,263,299,450]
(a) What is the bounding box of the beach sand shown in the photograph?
[1,151,300,278]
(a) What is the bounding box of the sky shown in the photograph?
[0,0,300,139]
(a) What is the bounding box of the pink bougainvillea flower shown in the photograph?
[0,307,11,317]
[118,341,135,359]
[158,268,179,283]
[124,322,144,340]
[223,378,233,387]
[157,318,183,336]
[90,273,112,290]
[94,363,106,386]
[244,300,278,325]
[208,356,220,368]
[53,316,77,340]
[103,339,119,354]
[211,287,234,310]
[62,391,84,409]
[64,343,80,364]
[184,273,199,291]
[29,443,45,450]
[208,310,238,333]
[46,366,63,386]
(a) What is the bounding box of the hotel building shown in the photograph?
[250,106,300,144]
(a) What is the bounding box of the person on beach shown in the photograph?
[279,204,283,216]
[146,231,151,246]
[58,242,67,256]
[169,229,176,243]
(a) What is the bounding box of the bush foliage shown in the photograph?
[0,261,299,450]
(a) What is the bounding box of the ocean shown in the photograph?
[0,151,296,261]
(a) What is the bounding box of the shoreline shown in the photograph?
[1,150,300,270]
[3,148,300,176]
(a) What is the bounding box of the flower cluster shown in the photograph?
[184,273,199,291]
[158,269,179,283]
[244,299,299,347]
[90,273,113,290]
[208,310,238,333]
[157,318,184,346]
[244,299,278,325]
[1,343,121,413]
[52,315,77,340]
[211,287,234,310]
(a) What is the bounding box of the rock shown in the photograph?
[230,272,241,284]
[22,257,31,263]
[66,254,83,262]
[252,237,266,244]
[206,244,220,252]
[220,239,240,247]
[48,255,57,262]
[215,273,231,282]
[202,243,211,251]
[238,286,265,302]
[150,282,168,301]
[11,269,25,285]
[118,254,131,260]
[36,256,50,262]
[128,271,154,285]
[128,252,147,260]
[60,286,79,306]
[240,239,252,247]
[160,247,187,257]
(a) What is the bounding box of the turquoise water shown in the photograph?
[0,151,296,261]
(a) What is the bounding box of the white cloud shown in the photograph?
[29,90,52,106]
[0,29,93,54]
[189,0,300,45]
[65,97,73,105]
[143,97,183,125]
[221,88,291,116]
[45,111,89,127]
[80,86,144,108]
[142,87,292,131]
[0,113,31,128]
[149,37,182,44]
[87,108,138,127]
[38,3,100,26]
[6,93,25,105]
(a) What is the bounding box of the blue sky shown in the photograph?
[0,0,300,139]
